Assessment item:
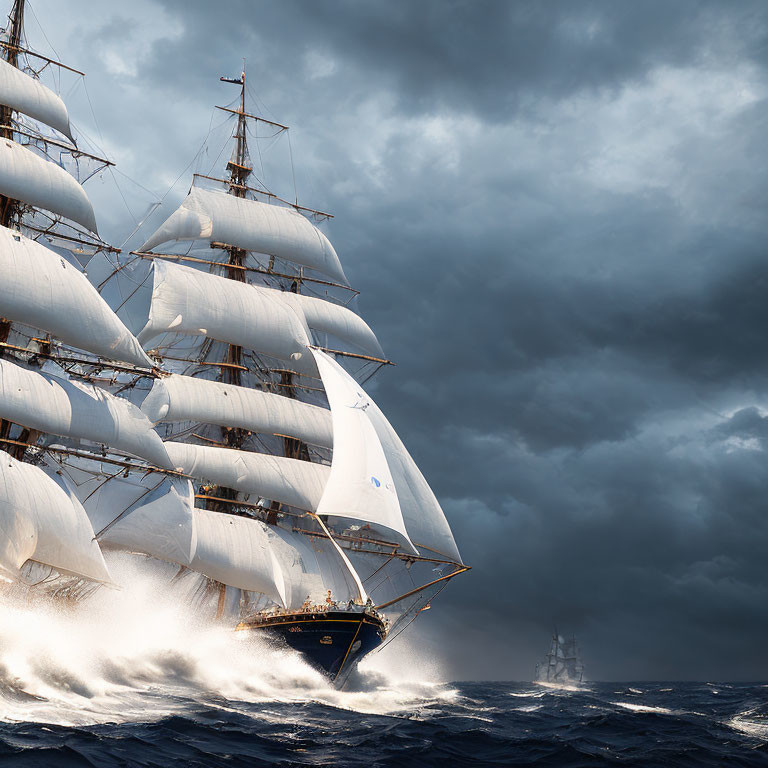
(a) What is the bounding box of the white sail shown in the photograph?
[190,509,286,605]
[137,260,312,370]
[164,441,328,512]
[0,359,173,469]
[140,186,347,284]
[269,526,361,609]
[78,472,196,566]
[141,373,333,448]
[0,450,110,582]
[366,402,462,563]
[280,292,384,359]
[311,349,415,552]
[0,57,72,139]
[0,138,97,232]
[0,225,153,368]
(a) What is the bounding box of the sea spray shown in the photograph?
[0,553,453,726]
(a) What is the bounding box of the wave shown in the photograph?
[0,554,454,726]
[611,701,675,714]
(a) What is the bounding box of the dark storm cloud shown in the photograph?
[145,0,768,121]
[31,0,768,679]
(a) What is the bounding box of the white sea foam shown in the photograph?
[728,710,768,741]
[0,554,454,726]
[611,701,674,714]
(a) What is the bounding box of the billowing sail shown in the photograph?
[190,509,286,605]
[0,138,97,231]
[269,526,360,609]
[76,472,196,567]
[136,259,312,369]
[0,450,110,582]
[0,225,153,368]
[164,441,328,511]
[0,57,72,139]
[139,186,347,284]
[141,373,333,448]
[0,359,173,469]
[311,349,415,552]
[280,292,384,359]
[366,402,462,563]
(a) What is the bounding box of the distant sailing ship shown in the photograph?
[535,632,585,688]
[0,0,468,686]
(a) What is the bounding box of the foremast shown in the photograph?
[0,0,158,591]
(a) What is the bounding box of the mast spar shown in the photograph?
[0,0,24,226]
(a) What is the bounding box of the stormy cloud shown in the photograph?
[28,0,768,679]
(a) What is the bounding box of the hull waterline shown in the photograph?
[237,609,387,687]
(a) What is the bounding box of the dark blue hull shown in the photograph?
[237,610,387,686]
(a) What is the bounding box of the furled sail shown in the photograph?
[0,138,97,232]
[0,225,153,368]
[139,186,347,284]
[0,358,173,469]
[136,259,312,369]
[280,292,384,359]
[164,441,328,511]
[0,450,111,582]
[141,373,333,448]
[190,509,286,605]
[311,349,416,552]
[0,57,72,139]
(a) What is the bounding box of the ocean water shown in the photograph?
[0,568,766,766]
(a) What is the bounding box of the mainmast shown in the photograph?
[220,66,248,397]
[217,67,308,480]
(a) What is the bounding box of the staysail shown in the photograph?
[366,402,462,563]
[311,348,415,551]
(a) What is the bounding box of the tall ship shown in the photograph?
[0,1,468,686]
[535,632,585,688]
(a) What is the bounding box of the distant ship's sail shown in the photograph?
[535,633,585,685]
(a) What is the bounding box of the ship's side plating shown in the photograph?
[238,608,387,685]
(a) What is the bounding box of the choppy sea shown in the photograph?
[0,565,766,766]
[3,678,768,767]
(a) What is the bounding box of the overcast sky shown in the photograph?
[25,0,768,681]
